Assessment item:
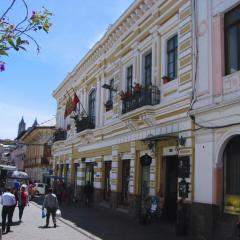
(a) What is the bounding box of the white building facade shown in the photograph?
[191,0,240,239]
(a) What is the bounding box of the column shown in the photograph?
[129,141,136,194]
[111,145,119,192]
[151,29,160,86]
[99,73,105,126]
[95,77,101,127]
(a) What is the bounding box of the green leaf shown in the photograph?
[16,37,22,46]
[7,38,18,50]
[0,49,8,56]
[7,38,15,47]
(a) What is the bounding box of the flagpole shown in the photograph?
[71,87,88,117]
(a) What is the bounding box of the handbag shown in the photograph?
[56,209,61,218]
[42,209,46,218]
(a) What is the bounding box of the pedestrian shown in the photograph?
[56,180,64,206]
[83,181,93,208]
[1,187,16,233]
[42,188,59,228]
[18,185,28,222]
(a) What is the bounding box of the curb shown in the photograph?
[30,201,102,240]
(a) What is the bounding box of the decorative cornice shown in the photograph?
[53,0,160,97]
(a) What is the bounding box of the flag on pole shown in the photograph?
[72,93,80,112]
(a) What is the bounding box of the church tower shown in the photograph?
[18,116,26,137]
[32,118,39,127]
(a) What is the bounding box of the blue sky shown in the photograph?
[0,0,134,139]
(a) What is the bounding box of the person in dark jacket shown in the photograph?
[83,181,93,208]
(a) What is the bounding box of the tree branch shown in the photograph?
[22,32,40,53]
[16,0,29,28]
[0,0,17,22]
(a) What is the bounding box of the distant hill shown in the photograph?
[0,139,15,145]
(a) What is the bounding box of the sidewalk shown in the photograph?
[33,196,195,240]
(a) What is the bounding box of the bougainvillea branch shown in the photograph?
[0,0,52,72]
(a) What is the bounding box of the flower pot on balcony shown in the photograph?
[104,100,113,111]
[162,76,171,84]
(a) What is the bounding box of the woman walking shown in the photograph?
[18,185,28,222]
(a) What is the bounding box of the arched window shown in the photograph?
[88,89,96,125]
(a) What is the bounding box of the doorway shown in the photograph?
[104,161,112,201]
[163,156,178,222]
[85,162,94,186]
[120,160,130,205]
[223,135,240,214]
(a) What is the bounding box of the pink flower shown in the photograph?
[0,62,5,72]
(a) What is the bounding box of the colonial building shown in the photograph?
[21,126,55,182]
[53,0,194,225]
[190,0,240,239]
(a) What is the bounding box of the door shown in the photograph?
[104,161,112,201]
[85,162,94,186]
[121,160,130,205]
[163,156,178,222]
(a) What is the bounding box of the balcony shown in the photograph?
[53,128,67,142]
[121,85,160,114]
[74,115,95,133]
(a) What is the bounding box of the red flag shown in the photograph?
[72,93,80,112]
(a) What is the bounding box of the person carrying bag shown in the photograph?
[42,188,59,228]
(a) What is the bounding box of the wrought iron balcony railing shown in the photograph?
[53,129,67,142]
[121,85,160,114]
[74,115,95,133]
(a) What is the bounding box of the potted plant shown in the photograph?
[162,76,171,84]
[104,99,113,111]
[133,82,141,94]
[120,90,132,101]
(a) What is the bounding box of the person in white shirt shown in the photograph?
[42,188,59,228]
[1,187,16,233]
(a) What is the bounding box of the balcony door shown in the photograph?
[144,52,152,87]
[88,89,96,126]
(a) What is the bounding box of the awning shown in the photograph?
[142,133,178,142]
[7,171,29,179]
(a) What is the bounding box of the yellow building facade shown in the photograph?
[22,126,55,182]
[53,0,194,219]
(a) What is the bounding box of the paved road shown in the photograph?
[1,196,195,240]
[1,201,95,240]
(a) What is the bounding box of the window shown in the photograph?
[167,35,178,79]
[144,52,152,86]
[225,5,240,75]
[126,65,133,92]
[88,89,96,124]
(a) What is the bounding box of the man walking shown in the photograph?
[1,187,16,233]
[42,188,59,228]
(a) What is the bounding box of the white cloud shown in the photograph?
[0,102,54,140]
